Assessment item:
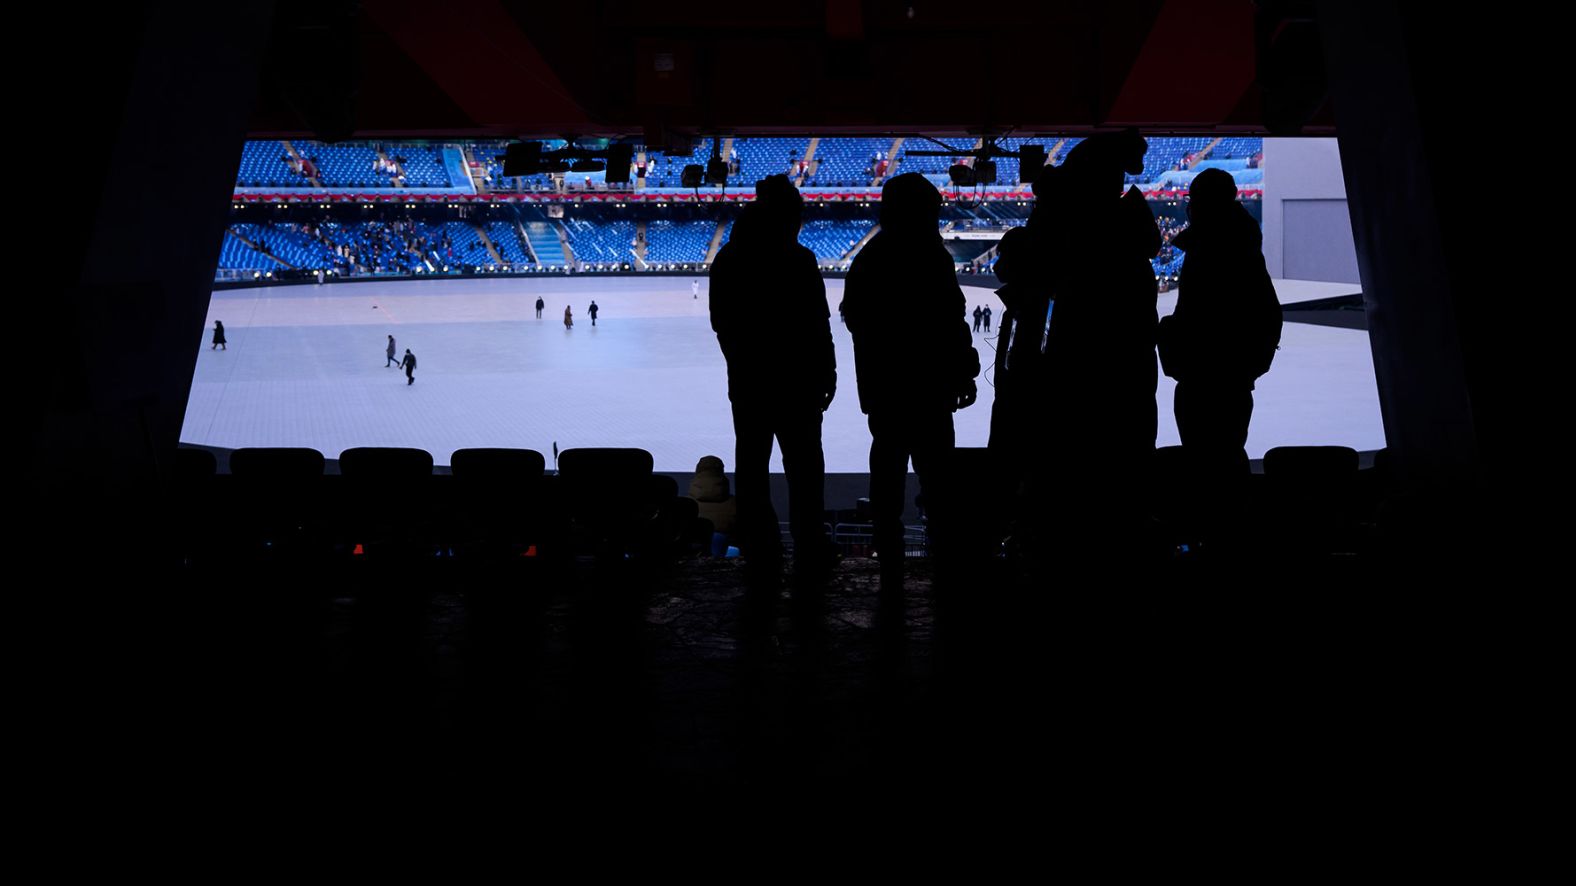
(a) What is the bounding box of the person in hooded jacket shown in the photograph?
[842,173,980,578]
[1049,130,1163,468]
[709,174,837,579]
[1028,131,1161,564]
[1162,168,1282,471]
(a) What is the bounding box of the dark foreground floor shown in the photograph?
[42,546,1464,824]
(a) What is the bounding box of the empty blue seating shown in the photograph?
[442,222,493,267]
[645,220,715,263]
[487,222,531,264]
[805,138,889,187]
[731,136,809,182]
[798,219,874,261]
[394,146,453,187]
[898,138,977,176]
[236,141,303,188]
[292,143,390,188]
[232,223,339,269]
[218,230,282,270]
[1210,137,1263,160]
[564,217,637,264]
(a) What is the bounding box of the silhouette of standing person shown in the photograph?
[973,305,983,333]
[563,305,573,329]
[386,334,396,367]
[588,300,599,326]
[1040,129,1161,557]
[982,305,992,332]
[842,173,979,583]
[988,221,1053,469]
[401,348,416,385]
[211,320,226,350]
[1161,168,1281,472]
[535,296,544,319]
[709,174,837,581]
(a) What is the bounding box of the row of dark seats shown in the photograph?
[171,442,1423,574]
[171,446,702,568]
[946,444,1402,564]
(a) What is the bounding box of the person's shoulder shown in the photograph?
[848,240,882,268]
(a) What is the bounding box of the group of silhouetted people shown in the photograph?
[709,129,1281,583]
[711,171,980,586]
[992,131,1281,561]
[384,334,416,383]
[559,302,599,328]
[971,304,992,333]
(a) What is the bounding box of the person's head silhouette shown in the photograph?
[742,173,803,244]
[1186,167,1237,222]
[879,172,942,235]
[1061,128,1147,197]
[995,226,1033,284]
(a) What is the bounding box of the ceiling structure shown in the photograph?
[250,0,1332,142]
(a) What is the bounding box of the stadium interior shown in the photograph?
[16,0,1545,830]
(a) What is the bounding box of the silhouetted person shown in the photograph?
[973,305,983,332]
[401,348,416,385]
[211,320,226,350]
[988,222,1054,472]
[563,305,573,329]
[982,305,992,331]
[386,334,396,367]
[1162,168,1281,472]
[709,174,837,580]
[1039,131,1161,557]
[843,173,979,580]
[535,296,544,318]
[588,300,599,326]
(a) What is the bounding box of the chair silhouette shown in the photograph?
[338,447,435,558]
[556,448,658,557]
[450,448,549,559]
[228,447,327,561]
[1263,445,1360,556]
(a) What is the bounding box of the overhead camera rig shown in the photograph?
[902,135,1047,187]
[676,137,730,191]
[503,136,728,194]
[502,139,636,183]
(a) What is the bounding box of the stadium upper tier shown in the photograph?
[215,201,1220,282]
[234,137,1264,196]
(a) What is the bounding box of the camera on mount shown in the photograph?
[949,159,998,186]
[501,139,637,180]
[912,136,1042,186]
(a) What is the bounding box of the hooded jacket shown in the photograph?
[1167,201,1282,387]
